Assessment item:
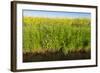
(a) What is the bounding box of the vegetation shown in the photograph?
[23,17,91,56]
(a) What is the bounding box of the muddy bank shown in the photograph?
[23,50,91,62]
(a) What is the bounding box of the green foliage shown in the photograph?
[23,17,91,55]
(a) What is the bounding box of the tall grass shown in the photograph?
[23,17,91,55]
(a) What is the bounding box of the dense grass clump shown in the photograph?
[23,17,91,55]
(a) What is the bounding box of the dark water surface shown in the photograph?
[23,50,91,62]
